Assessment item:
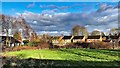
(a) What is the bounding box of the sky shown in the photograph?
[2,2,120,35]
[1,0,120,2]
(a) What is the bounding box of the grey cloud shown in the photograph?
[17,4,118,35]
[40,5,58,9]
[37,31,70,36]
[41,9,58,14]
[39,4,83,10]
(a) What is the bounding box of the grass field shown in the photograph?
[2,48,120,67]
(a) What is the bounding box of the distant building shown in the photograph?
[62,36,73,45]
[0,35,21,47]
[51,36,63,46]
[86,35,102,43]
[73,36,85,43]
[51,35,120,46]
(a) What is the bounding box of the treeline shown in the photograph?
[72,25,120,36]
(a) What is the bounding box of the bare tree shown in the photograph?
[1,16,9,46]
[13,31,22,41]
[110,28,120,35]
[91,30,101,36]
[72,25,80,36]
[72,25,88,37]
[1,14,38,47]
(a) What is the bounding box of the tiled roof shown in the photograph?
[87,36,100,39]
[110,36,119,39]
[102,36,119,39]
[0,36,21,43]
[62,36,72,39]
[73,36,84,39]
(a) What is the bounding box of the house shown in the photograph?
[51,35,120,46]
[0,35,21,47]
[61,36,74,45]
[102,36,111,42]
[86,35,102,42]
[51,36,63,46]
[110,36,120,47]
[110,36,119,39]
[102,36,119,42]
[72,36,85,43]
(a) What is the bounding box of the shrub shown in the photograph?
[28,41,40,46]
[64,41,113,49]
[27,39,41,46]
[73,42,89,48]
[52,45,60,49]
[23,40,29,45]
[89,42,98,49]
[65,43,81,48]
[88,41,113,49]
[37,43,50,49]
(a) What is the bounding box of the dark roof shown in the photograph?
[52,36,61,39]
[0,36,21,43]
[87,36,100,39]
[110,36,119,39]
[73,36,84,39]
[1,36,14,40]
[102,36,119,39]
[62,36,72,39]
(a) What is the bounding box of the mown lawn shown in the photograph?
[2,48,120,67]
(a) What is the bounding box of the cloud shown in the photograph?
[94,29,103,32]
[37,31,70,36]
[39,4,82,10]
[41,9,58,14]
[16,4,118,35]
[96,3,114,13]
[27,2,35,8]
[40,5,59,9]
[33,21,37,24]
[16,12,21,16]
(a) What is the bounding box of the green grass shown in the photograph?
[2,48,120,67]
[3,48,120,61]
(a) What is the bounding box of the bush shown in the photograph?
[27,39,41,46]
[64,42,113,49]
[52,45,60,49]
[27,42,39,46]
[65,43,79,48]
[73,42,89,48]
[88,41,113,49]
[23,40,29,45]
[37,43,50,49]
[89,42,98,49]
